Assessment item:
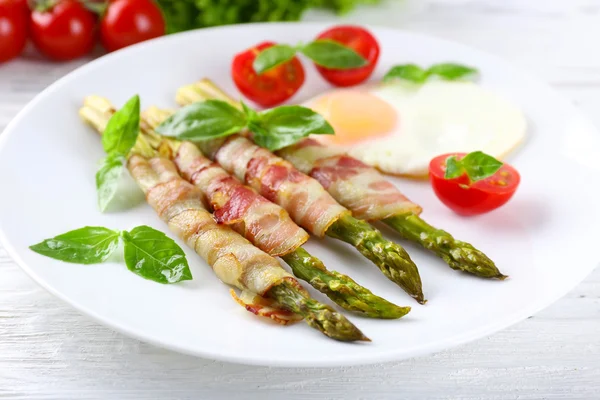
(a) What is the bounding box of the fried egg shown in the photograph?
[305,80,527,177]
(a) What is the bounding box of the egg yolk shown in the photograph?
[309,91,398,145]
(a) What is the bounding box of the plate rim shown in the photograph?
[0,22,598,367]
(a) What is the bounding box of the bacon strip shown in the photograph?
[196,135,350,237]
[278,139,422,220]
[127,155,299,300]
[174,141,309,256]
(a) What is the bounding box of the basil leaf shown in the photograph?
[30,227,120,264]
[96,153,125,212]
[102,95,140,156]
[301,39,367,69]
[251,105,334,151]
[428,63,478,80]
[444,155,465,179]
[253,44,297,74]
[383,64,429,83]
[461,151,503,182]
[156,100,247,141]
[122,225,192,284]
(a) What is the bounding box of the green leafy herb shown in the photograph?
[160,100,334,151]
[384,63,478,84]
[252,39,367,74]
[29,227,120,264]
[156,100,247,140]
[444,151,503,182]
[428,63,478,80]
[253,44,297,74]
[383,64,429,84]
[122,225,192,284]
[102,95,140,156]
[249,105,334,151]
[96,153,126,212]
[31,225,192,284]
[300,39,367,69]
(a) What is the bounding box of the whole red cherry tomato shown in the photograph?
[429,153,520,216]
[314,25,380,87]
[231,41,305,108]
[30,0,95,61]
[0,0,29,63]
[100,0,165,52]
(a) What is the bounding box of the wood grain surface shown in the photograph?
[1,1,599,398]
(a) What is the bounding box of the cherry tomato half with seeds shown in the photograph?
[429,153,520,216]
[30,0,96,61]
[0,0,29,63]
[314,25,380,87]
[231,41,305,108]
[100,0,165,52]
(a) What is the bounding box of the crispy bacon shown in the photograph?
[230,289,302,325]
[278,139,422,220]
[198,135,349,237]
[127,155,295,298]
[174,142,309,256]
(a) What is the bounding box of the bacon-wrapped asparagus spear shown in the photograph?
[148,110,425,305]
[84,96,409,319]
[179,79,505,280]
[80,102,368,341]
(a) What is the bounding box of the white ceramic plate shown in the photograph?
[1,23,599,367]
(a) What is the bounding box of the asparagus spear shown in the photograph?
[80,99,369,342]
[384,214,506,279]
[179,79,505,280]
[83,96,409,318]
[283,248,411,318]
[268,280,370,342]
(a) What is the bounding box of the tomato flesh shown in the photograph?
[315,25,380,87]
[429,153,520,216]
[30,0,95,61]
[0,0,29,63]
[100,0,165,52]
[231,41,305,108]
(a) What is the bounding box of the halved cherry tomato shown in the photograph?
[231,41,305,108]
[30,0,95,61]
[314,25,380,87]
[100,0,165,52]
[0,0,29,63]
[429,153,520,216]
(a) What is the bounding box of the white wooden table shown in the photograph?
[1,1,599,398]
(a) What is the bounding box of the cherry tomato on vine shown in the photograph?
[0,0,29,63]
[231,41,305,108]
[314,25,380,87]
[100,0,165,52]
[429,152,520,216]
[30,0,95,61]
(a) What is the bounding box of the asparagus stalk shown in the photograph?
[180,79,505,281]
[268,280,370,342]
[83,96,410,319]
[80,98,369,342]
[282,248,411,318]
[384,214,506,279]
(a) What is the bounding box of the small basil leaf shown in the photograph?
[383,64,429,83]
[96,153,125,212]
[461,151,503,182]
[30,226,120,264]
[253,44,297,74]
[241,100,259,122]
[102,95,140,156]
[300,39,367,69]
[251,105,334,151]
[156,100,247,141]
[444,155,465,179]
[122,225,192,284]
[428,63,478,80]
